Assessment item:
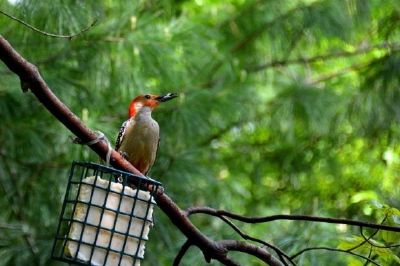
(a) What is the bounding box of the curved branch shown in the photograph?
[173,240,192,266]
[0,35,283,266]
[0,10,97,39]
[360,227,400,249]
[217,216,292,266]
[346,215,388,253]
[219,240,286,266]
[0,35,141,176]
[185,207,400,233]
[186,207,293,266]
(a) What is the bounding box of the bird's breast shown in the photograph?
[118,117,160,174]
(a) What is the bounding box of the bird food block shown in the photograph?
[64,176,154,266]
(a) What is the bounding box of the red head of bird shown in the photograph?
[128,93,178,118]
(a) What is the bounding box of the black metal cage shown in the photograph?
[52,161,161,266]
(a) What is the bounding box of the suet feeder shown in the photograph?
[52,161,161,266]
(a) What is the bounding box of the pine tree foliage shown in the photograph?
[1,0,400,265]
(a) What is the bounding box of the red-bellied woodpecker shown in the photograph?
[115,93,178,175]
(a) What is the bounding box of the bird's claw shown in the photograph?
[119,151,129,160]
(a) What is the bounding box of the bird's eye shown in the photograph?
[144,94,151,99]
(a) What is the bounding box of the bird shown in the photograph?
[115,93,178,175]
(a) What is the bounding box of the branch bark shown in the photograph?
[0,35,283,266]
[219,240,286,266]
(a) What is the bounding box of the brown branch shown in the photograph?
[186,207,293,265]
[186,206,400,265]
[220,240,286,266]
[0,10,97,39]
[185,207,400,233]
[157,194,286,265]
[217,216,292,265]
[0,35,141,176]
[0,35,284,266]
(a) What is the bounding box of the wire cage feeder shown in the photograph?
[52,161,161,266]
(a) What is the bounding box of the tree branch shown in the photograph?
[3,32,397,266]
[220,240,286,266]
[0,10,97,39]
[185,207,400,233]
[290,246,380,266]
[0,35,284,266]
[345,216,388,253]
[360,227,400,249]
[186,207,293,265]
[173,240,192,266]
[217,216,292,265]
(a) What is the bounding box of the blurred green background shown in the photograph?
[1,0,400,265]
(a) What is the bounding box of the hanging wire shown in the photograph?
[72,131,113,166]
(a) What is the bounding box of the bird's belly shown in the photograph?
[119,120,159,174]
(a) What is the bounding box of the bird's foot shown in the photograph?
[119,151,129,160]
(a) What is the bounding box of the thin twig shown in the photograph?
[220,215,293,266]
[344,226,379,253]
[173,240,192,266]
[360,228,400,249]
[220,240,285,266]
[346,215,388,252]
[290,246,380,266]
[0,10,97,39]
[365,245,373,266]
[185,207,400,233]
[187,207,294,266]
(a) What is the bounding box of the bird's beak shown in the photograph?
[156,93,178,102]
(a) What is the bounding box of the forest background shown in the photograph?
[1,0,400,265]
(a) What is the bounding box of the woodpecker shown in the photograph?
[115,93,178,175]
